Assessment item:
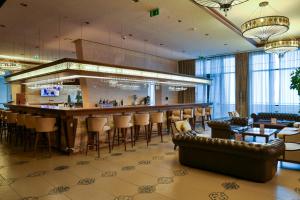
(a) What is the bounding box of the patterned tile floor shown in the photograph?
[0,130,299,200]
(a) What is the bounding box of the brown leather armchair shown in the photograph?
[207,120,236,139]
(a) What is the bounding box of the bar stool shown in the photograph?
[24,114,39,151]
[194,107,206,129]
[206,107,213,120]
[134,113,150,147]
[1,110,10,142]
[183,109,194,129]
[149,112,164,143]
[34,117,56,156]
[112,115,134,151]
[167,110,182,134]
[7,112,18,145]
[16,113,26,145]
[86,117,111,157]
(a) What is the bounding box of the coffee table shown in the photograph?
[242,128,279,143]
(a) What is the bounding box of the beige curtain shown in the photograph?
[235,53,249,117]
[178,60,196,103]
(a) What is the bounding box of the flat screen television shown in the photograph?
[40,87,60,97]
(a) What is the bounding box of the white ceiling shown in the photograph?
[0,0,299,62]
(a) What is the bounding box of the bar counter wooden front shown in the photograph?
[5,103,209,154]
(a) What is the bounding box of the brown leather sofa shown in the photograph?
[251,112,300,129]
[172,135,284,182]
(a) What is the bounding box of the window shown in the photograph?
[196,55,236,119]
[249,50,300,114]
[0,75,10,108]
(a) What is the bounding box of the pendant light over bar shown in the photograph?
[5,58,211,86]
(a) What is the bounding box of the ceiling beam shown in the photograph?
[191,1,259,47]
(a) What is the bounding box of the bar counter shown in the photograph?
[5,103,209,154]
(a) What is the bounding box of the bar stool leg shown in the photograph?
[112,129,116,150]
[130,127,134,148]
[34,133,40,156]
[145,125,149,147]
[96,132,100,158]
[124,128,127,151]
[107,130,111,153]
[159,123,163,143]
[47,132,52,155]
[117,128,120,146]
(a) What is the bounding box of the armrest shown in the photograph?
[284,133,300,143]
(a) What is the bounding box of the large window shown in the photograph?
[249,50,300,114]
[196,55,236,119]
[0,75,10,108]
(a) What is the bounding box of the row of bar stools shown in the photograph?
[86,117,111,157]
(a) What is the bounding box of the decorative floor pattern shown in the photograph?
[0,129,299,200]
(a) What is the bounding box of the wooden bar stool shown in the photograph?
[194,107,206,129]
[34,117,56,156]
[24,115,39,151]
[134,113,150,147]
[167,110,182,134]
[86,117,111,157]
[16,113,26,145]
[206,107,213,121]
[112,115,134,151]
[183,109,194,129]
[149,112,164,143]
[1,111,10,142]
[6,112,18,145]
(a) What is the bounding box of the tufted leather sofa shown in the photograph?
[172,135,284,182]
[251,113,300,129]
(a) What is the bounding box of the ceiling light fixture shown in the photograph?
[241,1,289,42]
[264,39,299,55]
[192,0,248,16]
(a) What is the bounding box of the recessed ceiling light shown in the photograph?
[205,33,209,36]
[0,24,6,28]
[160,43,164,46]
[129,34,133,37]
[224,43,228,46]
[178,19,182,23]
[132,0,139,2]
[144,39,148,42]
[190,27,197,31]
[20,3,28,7]
[84,21,90,25]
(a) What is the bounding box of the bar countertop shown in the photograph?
[5,103,210,116]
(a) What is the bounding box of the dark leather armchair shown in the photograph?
[207,120,236,139]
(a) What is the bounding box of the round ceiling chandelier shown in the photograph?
[241,1,289,42]
[264,40,299,55]
[193,0,249,16]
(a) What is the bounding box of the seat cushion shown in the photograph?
[175,121,185,133]
[285,143,300,151]
[182,120,192,132]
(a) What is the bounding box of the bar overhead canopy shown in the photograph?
[5,58,211,86]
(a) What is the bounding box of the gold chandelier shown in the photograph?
[241,1,289,42]
[264,40,299,55]
[192,0,249,16]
